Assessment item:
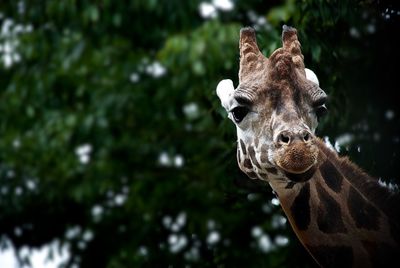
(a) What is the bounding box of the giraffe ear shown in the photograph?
[304,69,327,105]
[305,68,319,86]
[216,79,235,111]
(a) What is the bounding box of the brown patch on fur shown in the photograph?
[258,172,269,180]
[246,171,258,179]
[248,146,261,169]
[243,159,253,169]
[319,160,343,193]
[348,186,380,230]
[290,183,311,230]
[316,181,348,233]
[266,167,278,174]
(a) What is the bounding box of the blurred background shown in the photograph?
[0,0,399,267]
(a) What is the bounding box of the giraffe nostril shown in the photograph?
[277,131,313,145]
[302,131,313,143]
[278,133,290,144]
[303,133,309,142]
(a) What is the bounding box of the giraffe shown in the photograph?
[216,25,400,267]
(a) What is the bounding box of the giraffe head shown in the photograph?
[217,26,327,182]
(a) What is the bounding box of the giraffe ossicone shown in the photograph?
[216,25,400,267]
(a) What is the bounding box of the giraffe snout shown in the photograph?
[274,129,318,175]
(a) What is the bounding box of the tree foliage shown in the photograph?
[0,0,399,267]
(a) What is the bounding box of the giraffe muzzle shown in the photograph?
[274,131,319,175]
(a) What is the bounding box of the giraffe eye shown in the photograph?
[231,106,249,123]
[315,105,328,120]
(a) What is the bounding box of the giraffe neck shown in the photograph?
[269,139,400,268]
